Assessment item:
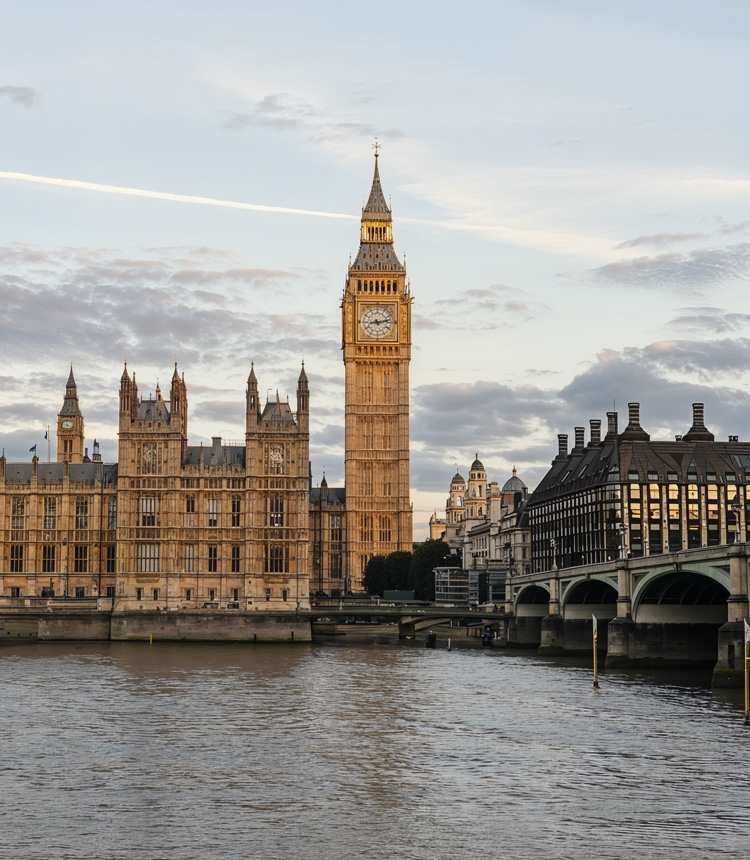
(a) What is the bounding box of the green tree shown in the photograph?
[409,539,458,601]
[383,550,413,592]
[363,554,387,595]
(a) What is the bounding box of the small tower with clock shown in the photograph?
[57,364,85,463]
[342,148,413,587]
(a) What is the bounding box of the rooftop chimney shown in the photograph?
[556,434,568,460]
[619,402,650,441]
[683,402,714,442]
[589,419,602,445]
[573,426,585,451]
[605,411,619,440]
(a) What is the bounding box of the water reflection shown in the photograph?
[1,637,748,860]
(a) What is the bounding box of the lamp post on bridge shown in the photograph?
[732,496,742,544]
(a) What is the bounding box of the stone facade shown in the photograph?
[0,157,414,607]
[339,151,413,588]
[431,457,530,604]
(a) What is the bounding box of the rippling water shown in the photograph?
[1,634,749,860]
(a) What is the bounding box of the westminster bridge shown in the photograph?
[505,542,750,684]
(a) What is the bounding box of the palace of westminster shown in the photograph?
[4,155,750,613]
[0,155,412,610]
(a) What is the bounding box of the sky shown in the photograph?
[3,0,750,538]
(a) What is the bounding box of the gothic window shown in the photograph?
[44,497,57,530]
[10,545,23,573]
[106,545,116,573]
[185,544,195,573]
[208,545,218,572]
[74,545,88,573]
[139,497,156,527]
[75,497,89,530]
[360,514,374,543]
[231,545,240,573]
[207,498,218,527]
[107,497,117,530]
[265,545,289,573]
[136,544,159,573]
[331,515,342,544]
[269,497,284,527]
[231,495,241,527]
[11,497,25,532]
[42,545,56,573]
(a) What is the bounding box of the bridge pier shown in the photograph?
[713,621,747,687]
[539,614,564,654]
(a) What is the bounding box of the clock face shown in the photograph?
[361,306,394,338]
[62,420,73,429]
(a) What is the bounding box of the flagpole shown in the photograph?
[592,613,600,689]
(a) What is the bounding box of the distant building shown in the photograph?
[526,402,750,572]
[431,456,530,604]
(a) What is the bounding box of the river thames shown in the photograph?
[1,633,748,860]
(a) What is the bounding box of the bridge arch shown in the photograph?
[514,582,550,616]
[632,565,730,625]
[561,576,618,621]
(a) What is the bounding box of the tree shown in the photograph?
[363,554,387,596]
[384,550,412,592]
[409,540,458,601]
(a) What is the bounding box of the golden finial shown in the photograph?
[372,138,380,158]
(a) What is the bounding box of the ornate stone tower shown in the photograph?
[342,150,413,587]
[57,364,84,463]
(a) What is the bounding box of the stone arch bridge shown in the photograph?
[506,543,749,685]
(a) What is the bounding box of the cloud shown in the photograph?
[220,91,405,143]
[668,306,750,335]
[0,85,38,107]
[419,283,546,331]
[591,243,750,292]
[616,231,710,249]
[411,334,750,496]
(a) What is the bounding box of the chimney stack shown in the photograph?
[683,402,715,442]
[574,426,585,451]
[620,402,650,441]
[589,419,602,445]
[605,412,618,439]
[557,434,568,459]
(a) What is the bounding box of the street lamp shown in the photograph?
[732,496,742,544]
[550,538,558,571]
[618,523,628,559]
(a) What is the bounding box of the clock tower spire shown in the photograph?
[342,150,413,588]
[57,363,85,463]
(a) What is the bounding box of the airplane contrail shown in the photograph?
[0,169,619,258]
[0,171,358,221]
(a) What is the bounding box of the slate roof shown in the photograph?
[3,462,118,484]
[363,157,391,219]
[137,398,171,422]
[260,400,296,423]
[183,446,246,468]
[351,242,404,272]
[310,486,346,504]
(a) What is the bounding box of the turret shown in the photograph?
[296,361,309,432]
[246,362,260,429]
[57,363,85,463]
[169,362,188,433]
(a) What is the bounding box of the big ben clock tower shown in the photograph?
[342,148,413,588]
